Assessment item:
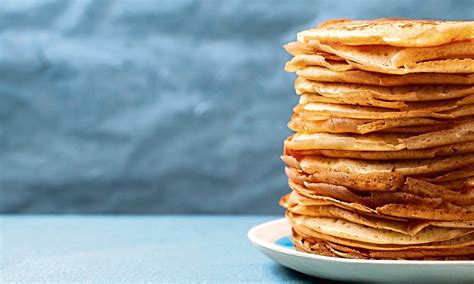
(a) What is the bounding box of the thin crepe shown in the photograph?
[289,115,454,134]
[295,154,474,177]
[295,102,462,120]
[295,77,474,101]
[288,213,473,245]
[285,132,406,151]
[286,141,474,160]
[297,19,474,47]
[297,66,474,86]
[307,40,474,74]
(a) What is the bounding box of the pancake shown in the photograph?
[409,220,474,234]
[287,121,474,150]
[425,164,474,182]
[283,41,345,60]
[306,40,474,74]
[293,187,458,221]
[287,167,474,206]
[295,102,465,120]
[285,165,403,192]
[281,194,411,232]
[302,181,442,208]
[285,132,406,151]
[356,117,468,134]
[376,204,474,221]
[288,213,473,245]
[437,103,474,118]
[292,230,474,260]
[287,49,474,75]
[291,223,474,252]
[297,19,474,47]
[296,154,474,176]
[298,93,408,109]
[297,66,474,86]
[299,93,474,110]
[349,58,474,75]
[288,180,379,214]
[283,190,407,222]
[285,141,474,160]
[289,115,454,134]
[295,77,474,101]
[286,39,474,67]
[285,54,353,72]
[400,121,474,149]
[284,203,412,235]
[402,178,474,206]
[284,201,474,236]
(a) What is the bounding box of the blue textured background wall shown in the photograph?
[1,0,473,213]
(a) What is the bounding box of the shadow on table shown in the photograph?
[271,263,343,283]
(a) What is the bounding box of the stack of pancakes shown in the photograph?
[280,19,474,260]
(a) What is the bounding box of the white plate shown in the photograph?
[248,218,474,283]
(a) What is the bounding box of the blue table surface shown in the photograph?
[0,215,337,283]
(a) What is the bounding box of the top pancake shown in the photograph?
[297,19,474,47]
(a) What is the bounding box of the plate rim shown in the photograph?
[248,218,474,266]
